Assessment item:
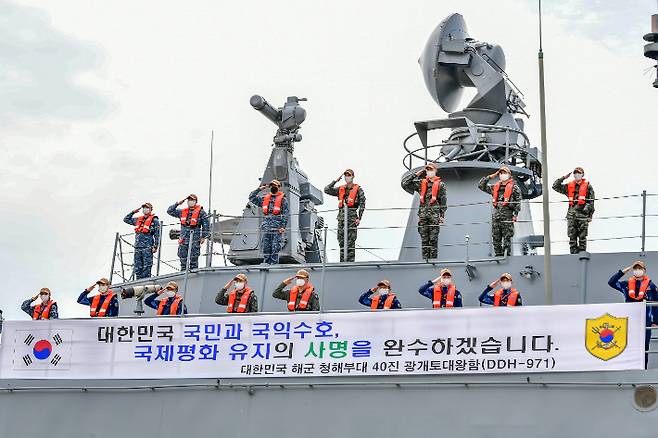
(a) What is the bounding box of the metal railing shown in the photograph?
[108,191,657,282]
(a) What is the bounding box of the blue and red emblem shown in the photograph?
[32,339,53,360]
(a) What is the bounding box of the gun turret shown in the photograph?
[224,94,323,265]
[250,95,307,148]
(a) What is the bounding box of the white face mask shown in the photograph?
[345,176,353,183]
[143,208,152,215]
[187,200,196,208]
[499,173,510,182]
[165,290,176,298]
[234,281,245,290]
[573,173,583,181]
[40,294,49,302]
[501,281,512,290]
[378,288,389,295]
[634,269,645,278]
[99,285,109,293]
[295,278,306,287]
[440,277,452,286]
[426,170,436,178]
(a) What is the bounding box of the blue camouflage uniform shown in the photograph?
[249,188,289,264]
[478,286,523,306]
[167,204,210,270]
[21,299,59,319]
[144,293,188,315]
[418,281,463,307]
[123,212,161,279]
[358,290,402,309]
[608,270,658,366]
[77,290,119,317]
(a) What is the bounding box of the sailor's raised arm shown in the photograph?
[124,209,139,225]
[324,175,341,196]
[478,174,494,194]
[249,186,266,207]
[272,279,292,301]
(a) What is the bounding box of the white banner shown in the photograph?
[0,302,646,379]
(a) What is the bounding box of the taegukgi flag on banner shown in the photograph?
[0,302,646,379]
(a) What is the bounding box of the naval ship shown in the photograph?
[1,11,658,438]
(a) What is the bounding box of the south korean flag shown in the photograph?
[12,329,72,370]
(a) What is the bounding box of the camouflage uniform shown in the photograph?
[324,180,366,262]
[552,176,595,253]
[215,287,259,313]
[272,281,320,311]
[402,174,447,259]
[123,212,161,279]
[167,204,210,270]
[478,176,522,257]
[249,188,289,264]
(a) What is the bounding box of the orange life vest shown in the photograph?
[288,283,314,311]
[432,284,456,308]
[338,184,360,208]
[628,276,651,300]
[134,214,155,233]
[32,301,55,320]
[262,192,285,216]
[180,205,202,227]
[567,180,589,207]
[90,291,116,317]
[419,177,441,205]
[492,180,514,208]
[227,288,253,313]
[157,295,183,315]
[493,288,519,307]
[370,293,396,310]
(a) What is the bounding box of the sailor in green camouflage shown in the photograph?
[402,162,447,260]
[324,169,366,262]
[552,166,595,253]
[478,166,522,257]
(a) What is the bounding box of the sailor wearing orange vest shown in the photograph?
[123,202,161,279]
[216,273,259,313]
[552,167,595,254]
[479,273,523,307]
[21,288,59,320]
[402,162,448,260]
[418,268,463,308]
[608,260,658,366]
[272,269,320,311]
[478,166,522,257]
[167,194,210,271]
[249,179,289,265]
[324,169,366,262]
[144,281,187,315]
[77,277,119,317]
[359,280,402,310]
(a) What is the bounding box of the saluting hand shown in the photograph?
[489,279,500,288]
[259,184,268,191]
[488,169,500,179]
[224,279,234,290]
[87,283,97,292]
[415,169,425,177]
[177,198,186,206]
[132,208,140,214]
[283,276,294,285]
[564,172,572,179]
[336,174,343,182]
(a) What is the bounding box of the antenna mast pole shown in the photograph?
[205,130,214,267]
[538,0,553,304]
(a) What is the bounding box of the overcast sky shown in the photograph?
[1,0,656,319]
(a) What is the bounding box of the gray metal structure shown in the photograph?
[2,11,658,438]
[400,13,541,262]
[223,95,325,265]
